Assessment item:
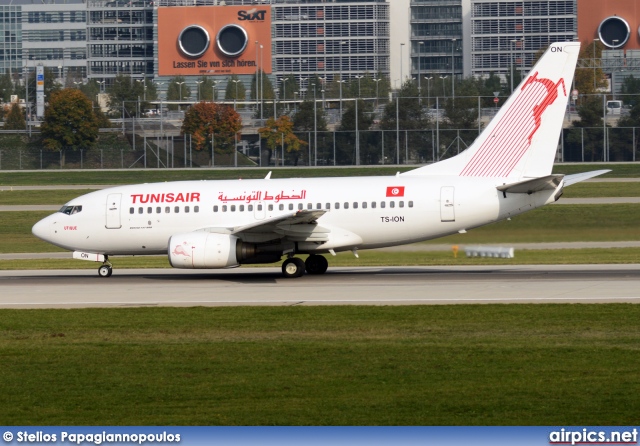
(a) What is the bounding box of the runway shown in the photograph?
[1,264,639,308]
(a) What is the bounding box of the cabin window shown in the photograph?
[222,205,227,212]
[213,205,219,212]
[344,202,349,209]
[165,206,170,213]
[316,203,322,210]
[390,201,395,208]
[326,203,331,210]
[231,205,237,212]
[239,205,244,212]
[147,207,152,214]
[156,207,161,214]
[129,207,134,214]
[258,204,263,211]
[268,204,273,211]
[335,203,340,209]
[138,207,143,214]
[380,201,386,209]
[353,202,358,209]
[185,206,190,213]
[174,206,180,213]
[194,206,199,213]
[298,203,304,210]
[408,201,414,208]
[249,205,254,211]
[399,201,404,208]
[371,202,377,209]
[362,202,367,209]
[280,204,285,211]
[307,203,313,210]
[289,204,294,211]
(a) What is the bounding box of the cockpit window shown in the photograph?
[59,205,82,215]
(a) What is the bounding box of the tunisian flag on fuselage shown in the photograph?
[386,186,405,197]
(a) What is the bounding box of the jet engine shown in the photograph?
[168,232,283,269]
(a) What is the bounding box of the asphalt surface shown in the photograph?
[1,265,639,308]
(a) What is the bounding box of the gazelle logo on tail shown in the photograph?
[460,71,567,178]
[523,72,566,143]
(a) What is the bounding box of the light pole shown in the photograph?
[232,79,241,109]
[373,78,381,107]
[425,76,433,106]
[293,92,298,114]
[73,81,82,89]
[440,75,447,97]
[211,80,218,102]
[451,38,456,101]
[510,39,517,93]
[136,78,147,101]
[57,65,62,85]
[400,43,406,87]
[280,77,287,111]
[260,44,264,121]
[176,81,184,111]
[311,83,317,166]
[195,80,203,102]
[355,75,364,97]
[418,41,424,100]
[593,38,600,90]
[97,80,106,93]
[255,40,260,113]
[338,40,347,119]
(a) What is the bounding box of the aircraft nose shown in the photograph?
[32,217,51,241]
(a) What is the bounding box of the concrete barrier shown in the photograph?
[464,246,514,258]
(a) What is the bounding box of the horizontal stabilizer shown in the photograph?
[564,170,611,186]
[497,174,564,194]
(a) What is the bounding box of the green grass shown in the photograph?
[0,305,639,425]
[562,181,640,198]
[0,163,635,186]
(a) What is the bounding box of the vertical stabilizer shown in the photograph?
[403,42,580,179]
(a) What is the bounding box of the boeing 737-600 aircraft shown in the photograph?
[32,42,608,278]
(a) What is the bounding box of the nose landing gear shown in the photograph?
[98,256,113,277]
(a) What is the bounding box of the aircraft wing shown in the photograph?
[497,174,564,194]
[563,169,611,186]
[198,210,329,242]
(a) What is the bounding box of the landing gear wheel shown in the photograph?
[282,257,306,278]
[98,265,113,277]
[305,255,328,275]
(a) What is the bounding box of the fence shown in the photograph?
[0,127,637,170]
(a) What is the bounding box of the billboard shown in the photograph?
[157,5,272,76]
[578,0,640,49]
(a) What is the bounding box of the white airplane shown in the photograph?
[32,41,608,278]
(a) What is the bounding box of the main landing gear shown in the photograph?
[98,256,113,277]
[281,255,328,278]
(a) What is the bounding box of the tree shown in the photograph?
[166,76,191,111]
[293,99,327,132]
[224,74,246,106]
[4,103,26,130]
[106,75,144,117]
[181,101,242,154]
[259,115,307,165]
[0,70,14,103]
[574,40,607,99]
[194,76,218,102]
[41,89,100,156]
[380,80,431,163]
[251,69,275,119]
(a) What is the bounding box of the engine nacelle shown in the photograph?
[168,232,245,269]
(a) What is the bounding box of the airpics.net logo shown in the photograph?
[549,428,638,445]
